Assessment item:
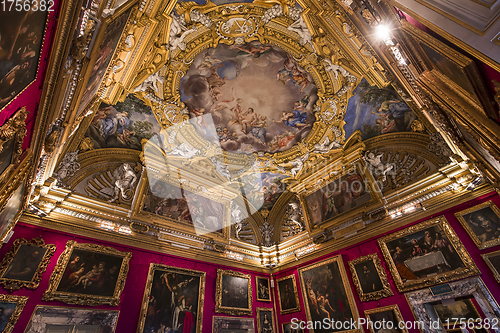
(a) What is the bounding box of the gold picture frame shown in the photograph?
[215,268,252,316]
[364,304,408,333]
[256,307,275,333]
[378,215,480,292]
[348,253,393,302]
[136,263,206,333]
[276,275,301,315]
[0,237,56,290]
[298,255,361,333]
[256,276,271,302]
[0,293,28,333]
[455,201,500,250]
[481,250,500,283]
[282,322,304,333]
[213,316,255,333]
[42,240,132,306]
[0,107,28,185]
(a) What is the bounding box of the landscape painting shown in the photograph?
[180,41,318,154]
[239,172,287,212]
[343,79,417,141]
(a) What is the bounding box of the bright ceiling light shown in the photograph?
[376,24,391,40]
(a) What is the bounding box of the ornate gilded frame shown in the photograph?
[0,294,28,333]
[0,238,56,290]
[378,215,480,293]
[256,276,271,302]
[256,307,275,333]
[136,263,206,333]
[276,274,301,315]
[282,322,303,333]
[0,107,28,185]
[42,240,132,306]
[481,250,500,283]
[215,268,252,316]
[364,305,408,333]
[454,200,500,250]
[213,316,255,333]
[348,253,393,302]
[297,255,361,333]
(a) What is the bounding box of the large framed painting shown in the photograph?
[378,216,479,292]
[137,263,206,333]
[0,181,25,242]
[215,269,252,316]
[348,253,393,302]
[0,10,48,111]
[256,276,271,302]
[0,294,28,333]
[0,238,56,290]
[276,275,301,315]
[42,240,132,306]
[481,250,500,283]
[256,307,275,333]
[455,201,500,249]
[298,255,361,333]
[364,305,407,333]
[213,316,255,333]
[282,322,304,333]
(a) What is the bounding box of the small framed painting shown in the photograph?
[364,305,407,333]
[276,275,301,315]
[455,201,500,249]
[0,294,28,333]
[256,276,271,302]
[215,268,252,316]
[256,307,275,333]
[348,253,393,301]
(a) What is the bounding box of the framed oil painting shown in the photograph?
[215,269,252,316]
[431,298,484,331]
[276,275,300,315]
[348,253,393,302]
[137,263,205,333]
[298,255,361,333]
[0,294,28,333]
[42,240,132,306]
[364,305,407,333]
[213,316,255,333]
[256,276,271,302]
[257,307,275,333]
[282,322,304,333]
[0,181,25,242]
[0,10,48,111]
[0,238,56,290]
[378,216,479,292]
[0,107,28,185]
[481,250,500,283]
[455,201,500,249]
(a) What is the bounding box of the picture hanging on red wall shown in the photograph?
[364,304,408,333]
[256,276,271,302]
[455,200,500,250]
[348,253,393,302]
[215,268,253,316]
[0,294,27,333]
[256,307,275,333]
[276,274,301,315]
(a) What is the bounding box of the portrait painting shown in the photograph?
[343,79,418,141]
[481,250,500,283]
[0,238,56,290]
[0,181,24,241]
[378,216,479,292]
[256,276,271,302]
[78,8,132,113]
[239,172,286,212]
[180,41,318,154]
[84,94,161,150]
[276,275,300,315]
[0,9,47,110]
[215,269,252,316]
[455,201,500,249]
[0,294,28,333]
[137,263,205,333]
[282,322,304,333]
[213,316,255,333]
[348,253,393,302]
[303,170,371,226]
[256,307,275,333]
[364,305,407,333]
[298,255,361,333]
[42,241,132,306]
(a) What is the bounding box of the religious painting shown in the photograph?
[303,169,371,227]
[481,250,500,283]
[348,253,393,302]
[378,216,479,292]
[137,263,205,333]
[84,94,161,150]
[364,305,407,333]
[0,294,28,333]
[42,240,132,306]
[180,41,318,154]
[431,298,484,332]
[215,269,252,316]
[78,8,132,113]
[0,238,56,290]
[276,275,300,315]
[282,322,304,333]
[256,276,271,302]
[0,181,24,242]
[455,201,500,249]
[0,9,48,110]
[257,307,275,333]
[298,255,361,333]
[239,172,287,212]
[213,316,255,333]
[343,79,418,141]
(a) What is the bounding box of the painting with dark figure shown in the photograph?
[277,275,300,315]
[215,269,252,316]
[349,253,393,302]
[0,9,48,110]
[298,255,361,333]
[256,277,271,301]
[379,216,479,292]
[432,298,485,332]
[364,305,407,333]
[256,308,275,333]
[481,250,500,283]
[2,245,45,282]
[343,79,418,141]
[0,301,20,332]
[282,322,304,333]
[456,201,500,249]
[239,172,286,212]
[137,264,205,333]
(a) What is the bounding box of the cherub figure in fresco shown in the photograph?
[276,97,309,129]
[206,63,226,89]
[249,113,268,143]
[233,42,271,58]
[277,55,311,92]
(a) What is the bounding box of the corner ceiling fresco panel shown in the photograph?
[238,172,286,212]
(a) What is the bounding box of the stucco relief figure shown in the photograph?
[102,163,138,203]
